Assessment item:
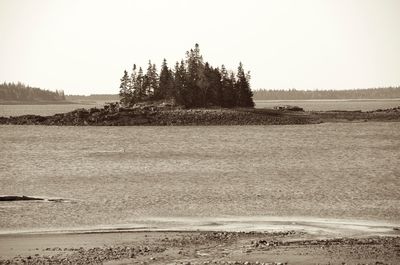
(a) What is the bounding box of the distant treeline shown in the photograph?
[66,94,119,101]
[119,44,254,108]
[253,87,400,100]
[0,82,65,102]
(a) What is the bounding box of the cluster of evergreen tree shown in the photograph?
[119,44,254,108]
[0,82,65,102]
[253,87,400,100]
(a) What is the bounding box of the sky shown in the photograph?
[0,0,399,95]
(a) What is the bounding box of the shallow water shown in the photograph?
[0,123,399,233]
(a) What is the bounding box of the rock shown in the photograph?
[0,195,44,201]
[89,107,100,114]
[273,105,304,111]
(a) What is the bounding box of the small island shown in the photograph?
[0,44,399,126]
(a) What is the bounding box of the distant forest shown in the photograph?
[253,87,400,100]
[0,82,66,102]
[119,44,254,108]
[66,94,119,101]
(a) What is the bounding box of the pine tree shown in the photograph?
[143,62,150,99]
[135,67,145,101]
[203,62,218,106]
[128,64,137,105]
[229,72,238,107]
[167,68,175,99]
[185,43,205,107]
[196,62,208,107]
[158,59,175,100]
[150,63,159,98]
[174,60,188,106]
[119,70,131,106]
[236,62,254,107]
[143,61,158,99]
[212,67,224,106]
[173,61,181,103]
[220,65,235,107]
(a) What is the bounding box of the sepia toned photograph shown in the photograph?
[0,0,400,264]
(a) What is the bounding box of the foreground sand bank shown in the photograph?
[1,218,399,264]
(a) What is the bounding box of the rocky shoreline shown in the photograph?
[0,102,399,126]
[1,231,399,265]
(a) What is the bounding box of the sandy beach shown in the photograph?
[1,218,400,265]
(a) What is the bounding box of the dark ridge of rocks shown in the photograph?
[161,231,304,245]
[249,237,400,249]
[0,102,399,126]
[0,102,320,126]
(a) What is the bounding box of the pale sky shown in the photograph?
[0,0,399,95]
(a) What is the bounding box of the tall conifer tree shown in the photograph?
[135,67,145,101]
[174,60,188,106]
[236,62,254,107]
[119,70,131,106]
[158,59,175,100]
[143,60,158,99]
[128,64,137,105]
[220,65,235,107]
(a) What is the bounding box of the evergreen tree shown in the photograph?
[119,70,131,106]
[150,63,159,98]
[167,68,175,98]
[236,62,254,107]
[229,72,238,107]
[174,60,188,106]
[185,43,205,107]
[158,59,175,100]
[220,65,235,107]
[213,67,224,106]
[135,67,145,101]
[128,64,137,105]
[196,62,208,107]
[143,60,158,99]
[203,62,219,106]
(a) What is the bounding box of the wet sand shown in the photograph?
[1,218,400,265]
